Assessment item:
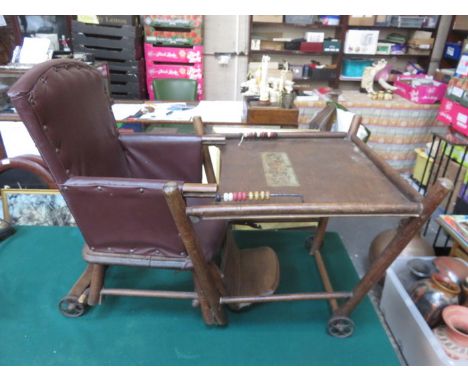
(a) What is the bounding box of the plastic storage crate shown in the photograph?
[284,15,317,25]
[380,256,468,365]
[444,42,463,61]
[391,16,425,28]
[341,59,373,78]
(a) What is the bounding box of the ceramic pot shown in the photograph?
[433,256,468,286]
[433,305,468,360]
[369,229,435,265]
[410,273,461,328]
[463,277,468,307]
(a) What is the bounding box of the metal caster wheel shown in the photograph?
[58,295,86,318]
[328,316,355,338]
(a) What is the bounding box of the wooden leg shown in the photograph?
[335,178,453,318]
[164,182,227,326]
[67,264,94,298]
[308,218,338,312]
[88,264,106,306]
[310,217,329,255]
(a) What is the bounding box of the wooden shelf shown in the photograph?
[252,22,341,29]
[347,25,437,32]
[250,49,339,56]
[344,53,431,58]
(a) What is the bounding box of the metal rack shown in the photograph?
[418,133,468,254]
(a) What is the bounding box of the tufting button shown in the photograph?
[43,125,47,131]
[139,188,144,193]
[55,148,59,153]
[97,186,102,191]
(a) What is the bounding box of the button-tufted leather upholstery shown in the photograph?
[8,59,225,262]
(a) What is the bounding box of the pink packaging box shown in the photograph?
[437,97,468,136]
[395,75,448,104]
[452,102,468,136]
[146,77,204,101]
[144,44,203,64]
[437,97,456,125]
[146,63,203,80]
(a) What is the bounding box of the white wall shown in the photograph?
[203,16,249,100]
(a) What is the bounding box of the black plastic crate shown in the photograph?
[72,20,143,61]
[72,20,142,38]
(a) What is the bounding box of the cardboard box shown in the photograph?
[433,69,454,84]
[344,30,379,54]
[144,26,203,45]
[348,16,375,26]
[305,32,324,43]
[142,15,202,29]
[376,42,393,55]
[408,38,434,50]
[300,42,323,53]
[144,44,203,64]
[251,40,284,51]
[77,15,139,26]
[454,15,468,31]
[252,15,283,23]
[395,74,447,104]
[146,63,203,80]
[456,54,468,77]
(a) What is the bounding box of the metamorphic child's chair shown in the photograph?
[8,59,279,325]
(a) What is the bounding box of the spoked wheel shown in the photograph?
[58,295,86,318]
[328,316,355,338]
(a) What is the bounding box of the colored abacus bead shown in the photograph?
[260,191,265,200]
[215,194,222,202]
[254,191,259,200]
[248,192,253,200]
[265,191,271,200]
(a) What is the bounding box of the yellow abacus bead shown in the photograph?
[248,192,254,200]
[254,191,259,200]
[260,191,265,200]
[265,191,270,200]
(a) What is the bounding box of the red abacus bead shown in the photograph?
[233,192,238,201]
[242,192,248,201]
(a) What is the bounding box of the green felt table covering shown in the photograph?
[0,226,399,365]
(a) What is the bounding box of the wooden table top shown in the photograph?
[187,133,423,220]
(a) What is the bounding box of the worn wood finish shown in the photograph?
[88,264,106,306]
[309,217,338,311]
[243,99,299,126]
[220,291,353,304]
[100,288,197,299]
[310,217,329,255]
[347,115,362,139]
[335,178,453,318]
[187,203,421,220]
[314,250,339,312]
[182,183,217,194]
[351,135,422,204]
[163,182,227,325]
[193,116,217,183]
[67,264,94,298]
[222,230,280,310]
[214,138,421,216]
[221,131,347,140]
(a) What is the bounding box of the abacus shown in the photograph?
[215,191,304,202]
[238,131,279,146]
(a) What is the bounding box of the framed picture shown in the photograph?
[1,188,75,226]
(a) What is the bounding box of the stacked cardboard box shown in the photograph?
[71,17,145,99]
[142,15,204,100]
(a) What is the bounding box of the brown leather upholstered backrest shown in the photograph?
[8,59,130,184]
